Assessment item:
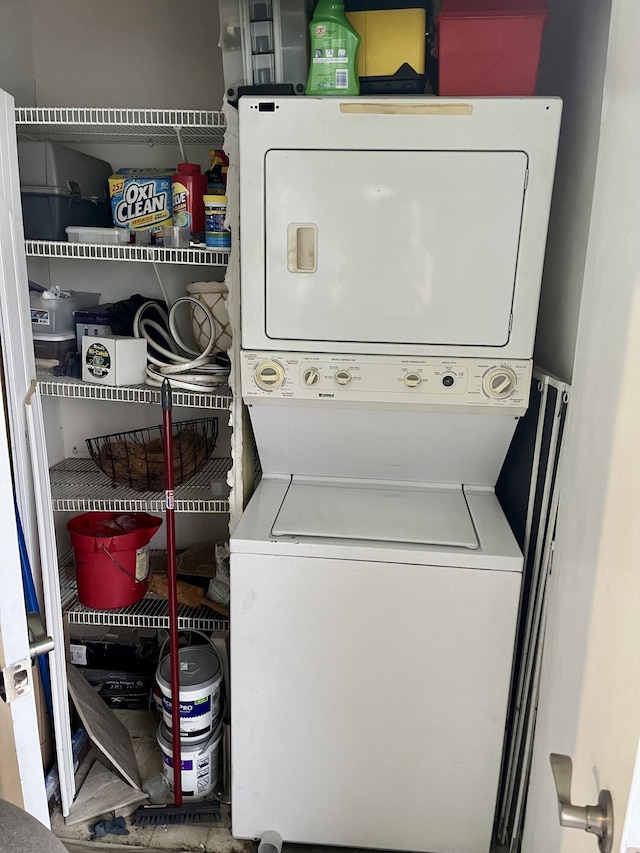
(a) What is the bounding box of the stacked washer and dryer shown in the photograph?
[230,97,561,853]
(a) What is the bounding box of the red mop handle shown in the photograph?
[162,379,182,807]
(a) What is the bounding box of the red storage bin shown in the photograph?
[437,0,550,96]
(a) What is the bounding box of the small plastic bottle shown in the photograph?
[205,149,229,194]
[171,163,207,242]
[306,0,361,96]
[204,195,231,250]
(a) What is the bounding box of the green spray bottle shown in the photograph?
[306,0,361,95]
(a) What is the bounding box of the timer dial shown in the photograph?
[255,360,285,390]
[303,368,320,386]
[483,367,517,399]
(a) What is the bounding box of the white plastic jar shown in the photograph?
[204,195,231,250]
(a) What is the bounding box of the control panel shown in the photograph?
[242,352,532,411]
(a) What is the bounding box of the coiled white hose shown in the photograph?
[132,298,228,390]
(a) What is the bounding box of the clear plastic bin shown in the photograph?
[251,20,274,53]
[252,53,275,84]
[250,0,272,20]
[66,226,131,245]
[218,0,312,91]
[30,291,102,335]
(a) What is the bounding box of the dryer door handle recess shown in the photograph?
[287,223,318,274]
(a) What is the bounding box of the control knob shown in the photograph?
[334,370,352,386]
[303,368,320,386]
[254,360,285,390]
[404,372,422,388]
[483,367,517,399]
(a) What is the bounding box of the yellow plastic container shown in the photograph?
[346,4,427,94]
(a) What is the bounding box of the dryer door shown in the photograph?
[264,148,528,348]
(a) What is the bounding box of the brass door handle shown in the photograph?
[550,753,613,853]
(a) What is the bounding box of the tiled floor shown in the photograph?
[52,710,248,853]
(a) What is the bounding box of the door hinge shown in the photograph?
[524,169,529,190]
[0,658,33,703]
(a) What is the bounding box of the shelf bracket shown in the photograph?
[174,125,187,162]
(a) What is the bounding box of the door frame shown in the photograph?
[522,0,640,849]
[0,87,74,819]
[0,371,49,825]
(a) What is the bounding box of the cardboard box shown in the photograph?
[82,335,147,386]
[69,626,159,710]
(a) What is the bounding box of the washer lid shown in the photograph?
[271,478,479,549]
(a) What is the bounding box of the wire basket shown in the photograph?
[86,418,219,492]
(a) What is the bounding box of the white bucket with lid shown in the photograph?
[157,718,223,800]
[156,640,222,742]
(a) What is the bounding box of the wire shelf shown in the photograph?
[15,108,226,146]
[25,240,229,266]
[50,456,231,513]
[38,373,232,411]
[60,563,228,631]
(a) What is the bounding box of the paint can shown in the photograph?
[156,640,222,742]
[157,717,223,800]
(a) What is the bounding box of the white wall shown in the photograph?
[29,0,224,109]
[522,0,640,850]
[14,3,230,553]
[533,0,612,383]
[0,0,35,106]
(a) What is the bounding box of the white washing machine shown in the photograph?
[231,476,522,853]
[231,352,530,852]
[231,97,562,852]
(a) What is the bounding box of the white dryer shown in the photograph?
[239,96,562,360]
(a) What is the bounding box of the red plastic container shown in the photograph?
[68,512,162,609]
[171,163,207,241]
[437,0,550,96]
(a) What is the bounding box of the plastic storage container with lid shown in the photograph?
[18,141,113,240]
[218,0,313,97]
[345,1,428,95]
[32,331,77,366]
[30,290,102,336]
[436,0,550,96]
[66,226,131,245]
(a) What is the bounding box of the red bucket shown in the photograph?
[67,512,162,609]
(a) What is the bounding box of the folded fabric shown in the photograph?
[90,816,129,837]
